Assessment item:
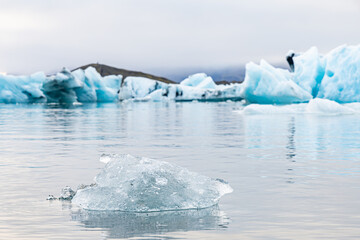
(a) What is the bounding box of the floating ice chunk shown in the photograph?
[47,195,57,201]
[238,103,306,115]
[305,98,356,115]
[237,99,357,115]
[59,186,76,200]
[100,153,113,164]
[72,154,233,212]
[180,73,217,89]
[242,60,313,104]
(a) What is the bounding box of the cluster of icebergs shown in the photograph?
[1,44,359,104]
[0,67,242,104]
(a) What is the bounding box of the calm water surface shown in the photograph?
[1,102,360,239]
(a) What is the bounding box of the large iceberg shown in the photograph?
[72,154,233,212]
[242,44,360,104]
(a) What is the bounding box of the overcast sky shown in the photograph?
[1,0,360,75]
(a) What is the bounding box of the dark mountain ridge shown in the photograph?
[74,63,175,84]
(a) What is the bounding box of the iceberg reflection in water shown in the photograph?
[70,206,229,239]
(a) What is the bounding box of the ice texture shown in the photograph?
[316,45,360,102]
[243,44,360,104]
[118,77,168,100]
[72,154,233,212]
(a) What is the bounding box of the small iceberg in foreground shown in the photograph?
[71,154,233,212]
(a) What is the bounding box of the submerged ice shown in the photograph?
[71,206,229,238]
[71,154,233,212]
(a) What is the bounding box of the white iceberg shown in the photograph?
[72,154,233,212]
[118,76,168,100]
[237,98,359,115]
[180,73,217,89]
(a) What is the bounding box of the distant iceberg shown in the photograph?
[71,154,233,212]
[0,72,46,103]
[243,44,360,104]
[119,73,243,102]
[42,67,122,103]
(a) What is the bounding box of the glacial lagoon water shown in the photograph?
[1,101,360,239]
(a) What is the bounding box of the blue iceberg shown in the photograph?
[243,44,360,104]
[242,60,312,104]
[42,67,122,103]
[0,72,46,103]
